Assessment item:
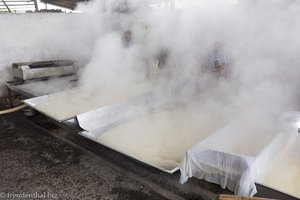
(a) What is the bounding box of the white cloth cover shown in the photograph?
[179,117,291,196]
[180,147,257,196]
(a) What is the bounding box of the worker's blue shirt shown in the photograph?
[209,49,227,70]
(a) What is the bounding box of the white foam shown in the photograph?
[34,82,153,121]
[97,105,228,170]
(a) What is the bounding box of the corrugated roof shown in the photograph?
[41,0,86,10]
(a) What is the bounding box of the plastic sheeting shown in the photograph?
[77,92,160,136]
[180,146,257,196]
[179,114,296,196]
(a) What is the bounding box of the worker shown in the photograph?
[207,42,228,77]
[147,48,169,80]
[157,48,169,69]
[122,30,132,48]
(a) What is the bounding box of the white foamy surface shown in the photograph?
[259,136,300,198]
[34,82,153,121]
[97,106,227,171]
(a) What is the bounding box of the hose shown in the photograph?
[0,104,27,115]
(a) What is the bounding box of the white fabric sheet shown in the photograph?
[179,118,289,196]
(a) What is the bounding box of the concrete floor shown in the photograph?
[0,110,232,200]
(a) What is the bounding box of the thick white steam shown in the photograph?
[1,0,300,126]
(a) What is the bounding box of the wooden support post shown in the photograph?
[7,86,13,108]
[33,0,38,11]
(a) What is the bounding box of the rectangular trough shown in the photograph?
[24,82,153,122]
[79,104,229,174]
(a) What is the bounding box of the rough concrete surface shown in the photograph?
[0,112,170,200]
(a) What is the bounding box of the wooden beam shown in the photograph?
[2,4,34,6]
[1,0,11,12]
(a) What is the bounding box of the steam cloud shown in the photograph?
[77,0,300,124]
[1,0,300,128]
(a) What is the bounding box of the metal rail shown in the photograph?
[0,0,38,12]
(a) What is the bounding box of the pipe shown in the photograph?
[0,104,27,115]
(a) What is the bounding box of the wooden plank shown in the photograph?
[219,194,274,200]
